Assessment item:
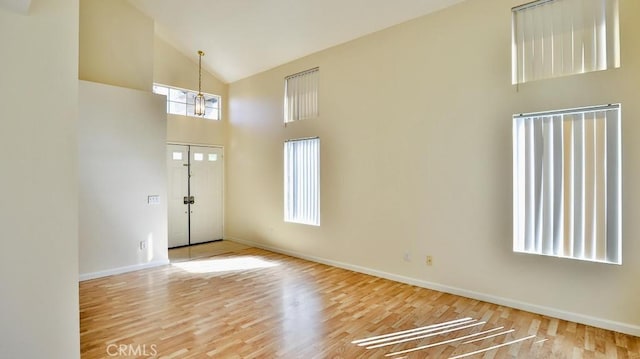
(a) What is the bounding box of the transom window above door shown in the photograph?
[153,83,221,120]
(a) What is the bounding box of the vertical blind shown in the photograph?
[284,67,319,123]
[512,0,620,84]
[284,137,320,226]
[513,104,621,264]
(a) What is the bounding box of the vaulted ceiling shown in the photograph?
[127,0,466,83]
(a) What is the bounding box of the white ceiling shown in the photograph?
[128,0,466,83]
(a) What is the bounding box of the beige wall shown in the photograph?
[226,0,640,335]
[154,36,228,146]
[0,0,80,357]
[76,0,228,278]
[79,81,169,278]
[78,0,228,146]
[79,0,154,91]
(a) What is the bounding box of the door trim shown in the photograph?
[167,143,225,248]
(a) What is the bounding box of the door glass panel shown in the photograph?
[194,153,204,161]
[172,152,183,160]
[208,154,218,161]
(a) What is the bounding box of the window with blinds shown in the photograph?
[512,0,620,84]
[513,104,621,264]
[284,67,319,123]
[284,137,320,226]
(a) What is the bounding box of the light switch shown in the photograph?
[148,195,160,205]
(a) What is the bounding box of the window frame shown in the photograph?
[153,83,221,121]
[284,137,321,226]
[511,0,620,84]
[284,67,319,124]
[512,104,622,264]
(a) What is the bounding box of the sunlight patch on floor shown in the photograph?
[352,317,537,358]
[172,256,279,273]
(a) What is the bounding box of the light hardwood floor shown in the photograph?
[80,241,640,358]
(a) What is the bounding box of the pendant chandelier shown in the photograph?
[194,50,205,116]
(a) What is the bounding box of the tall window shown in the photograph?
[513,104,621,264]
[153,84,221,120]
[512,0,620,84]
[284,137,320,226]
[284,67,319,123]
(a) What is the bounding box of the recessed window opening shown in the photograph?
[513,104,621,264]
[284,137,320,226]
[284,67,319,123]
[153,83,221,120]
[512,0,620,84]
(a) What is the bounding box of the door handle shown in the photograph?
[183,196,195,204]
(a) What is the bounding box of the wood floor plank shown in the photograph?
[80,241,640,358]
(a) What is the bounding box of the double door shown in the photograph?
[167,144,223,248]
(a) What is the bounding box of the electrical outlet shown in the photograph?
[140,240,147,250]
[147,195,160,205]
[426,256,433,266]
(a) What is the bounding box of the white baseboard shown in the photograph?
[228,236,640,337]
[79,259,170,281]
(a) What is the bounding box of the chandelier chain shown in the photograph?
[198,50,204,94]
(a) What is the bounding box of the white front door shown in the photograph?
[166,144,223,248]
[189,146,223,244]
[167,145,189,247]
